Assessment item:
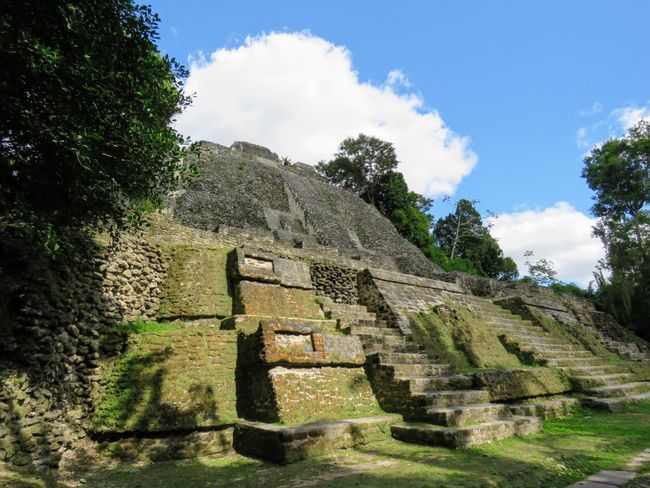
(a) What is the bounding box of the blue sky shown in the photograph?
[149,0,649,285]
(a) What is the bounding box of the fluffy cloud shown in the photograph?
[176,32,477,196]
[576,102,649,150]
[611,104,650,130]
[488,202,605,287]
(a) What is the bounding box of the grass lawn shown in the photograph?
[4,401,650,488]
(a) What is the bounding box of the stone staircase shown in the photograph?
[455,294,650,412]
[320,297,541,448]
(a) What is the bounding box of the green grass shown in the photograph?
[35,401,650,488]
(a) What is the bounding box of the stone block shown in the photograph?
[259,321,365,366]
[234,281,323,318]
[234,416,396,463]
[100,428,233,462]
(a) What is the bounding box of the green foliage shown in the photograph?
[0,0,193,244]
[317,134,436,254]
[582,120,650,338]
[106,319,182,335]
[549,281,592,299]
[316,134,400,206]
[433,199,519,279]
[523,250,558,286]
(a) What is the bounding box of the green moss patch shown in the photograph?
[474,368,571,401]
[406,304,521,370]
[92,324,238,433]
[158,246,233,320]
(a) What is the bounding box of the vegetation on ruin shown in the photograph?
[582,120,650,340]
[8,401,650,488]
[0,0,192,247]
[92,324,238,433]
[406,304,521,370]
[318,135,519,279]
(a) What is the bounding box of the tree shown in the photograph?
[523,250,558,286]
[433,199,518,279]
[317,134,400,207]
[582,120,650,337]
[0,0,192,242]
[317,134,435,251]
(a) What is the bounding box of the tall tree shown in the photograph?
[0,0,192,242]
[433,199,518,279]
[317,134,435,251]
[582,120,650,337]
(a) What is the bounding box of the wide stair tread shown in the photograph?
[391,416,541,448]
[586,381,650,398]
[399,374,474,393]
[412,389,491,408]
[414,403,509,427]
[375,352,436,364]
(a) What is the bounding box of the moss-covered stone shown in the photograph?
[98,428,233,462]
[473,368,572,401]
[158,246,233,320]
[406,304,521,370]
[234,281,324,319]
[92,324,238,433]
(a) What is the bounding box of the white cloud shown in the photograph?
[176,32,477,196]
[488,202,605,287]
[611,104,650,130]
[579,102,603,116]
[576,126,590,148]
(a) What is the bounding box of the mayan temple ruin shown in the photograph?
[1,141,649,478]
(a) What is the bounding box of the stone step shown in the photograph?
[486,318,535,327]
[358,334,411,346]
[374,352,436,364]
[519,342,577,351]
[364,343,423,355]
[356,319,392,328]
[561,364,626,376]
[391,416,541,449]
[582,392,650,413]
[234,415,397,463]
[381,363,452,376]
[570,373,636,390]
[586,381,650,398]
[412,389,491,408]
[510,398,578,420]
[412,403,509,427]
[544,356,605,367]
[347,326,402,337]
[533,349,594,359]
[400,374,475,394]
[507,334,567,345]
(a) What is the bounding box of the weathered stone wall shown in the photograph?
[157,246,232,320]
[358,268,466,334]
[309,262,358,304]
[92,324,238,434]
[101,238,169,322]
[169,140,444,278]
[0,229,174,468]
[237,322,380,424]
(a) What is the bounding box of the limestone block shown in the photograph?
[234,416,396,463]
[259,321,365,366]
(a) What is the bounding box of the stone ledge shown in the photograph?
[367,268,464,294]
[220,315,338,332]
[233,416,397,463]
[495,295,570,314]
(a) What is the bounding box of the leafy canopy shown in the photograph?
[433,199,518,280]
[582,120,650,337]
[0,0,192,240]
[317,134,435,251]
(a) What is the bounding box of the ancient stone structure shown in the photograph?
[1,140,649,469]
